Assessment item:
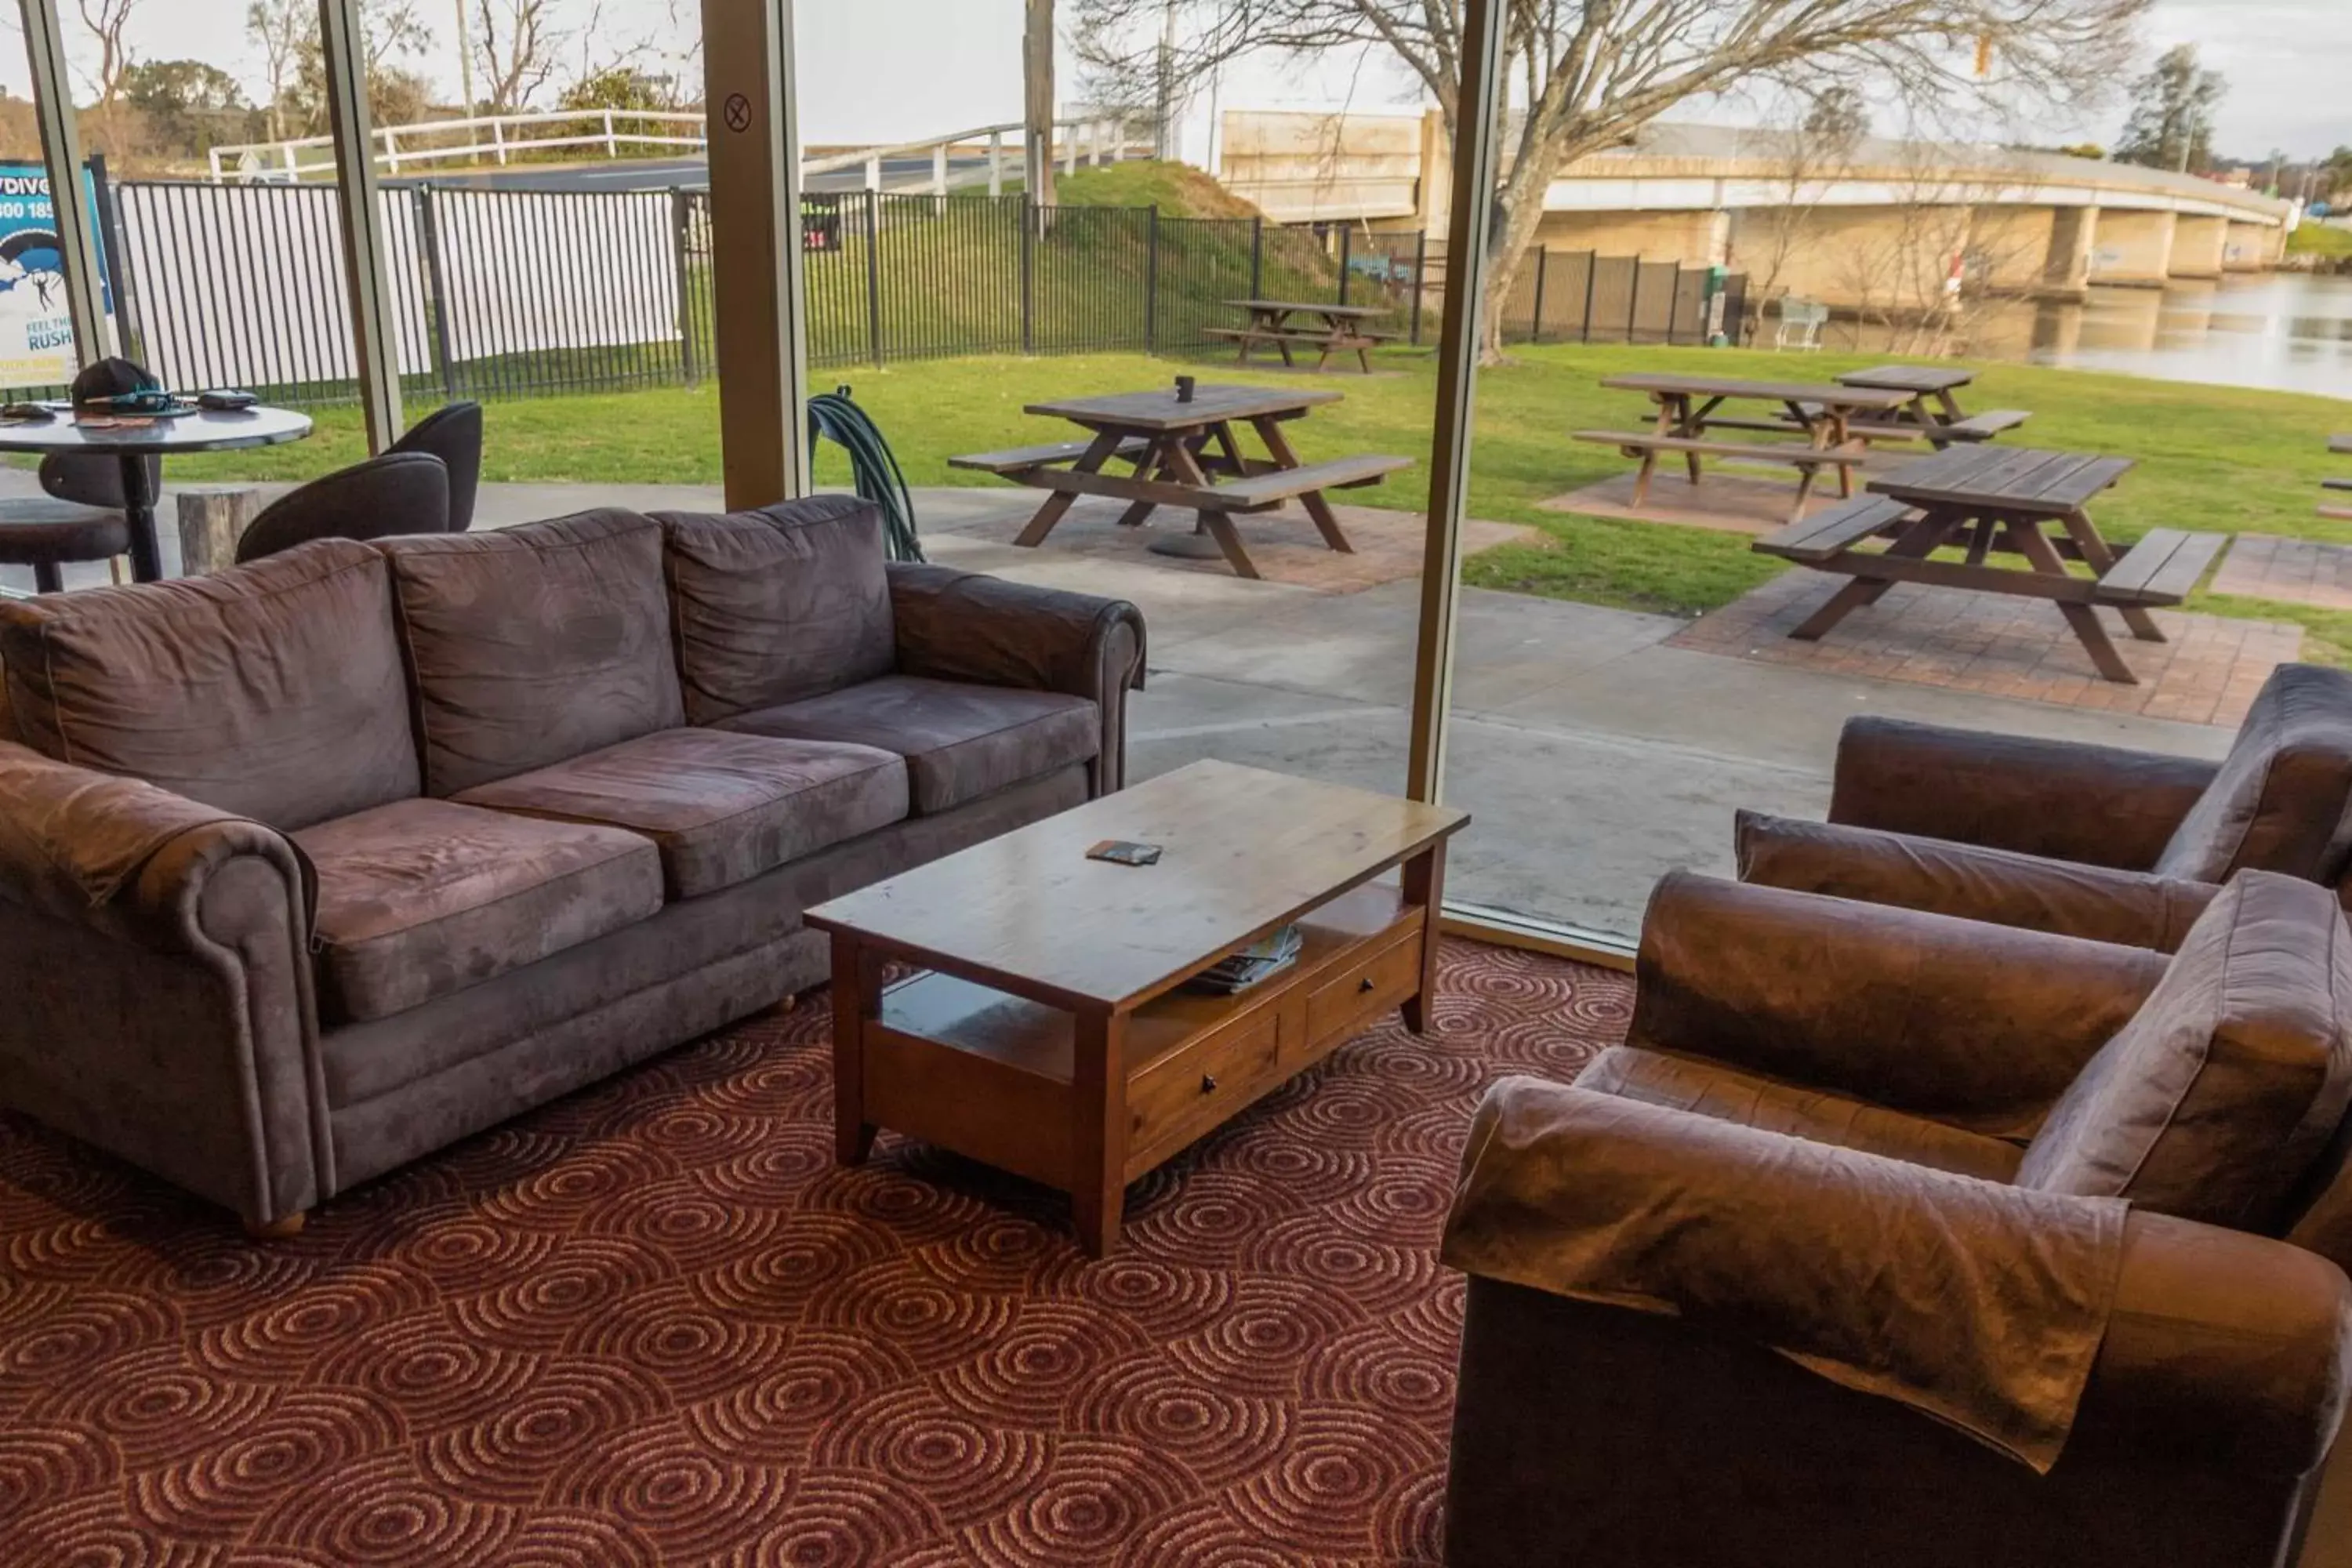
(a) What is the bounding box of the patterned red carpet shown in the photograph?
[0,940,1628,1566]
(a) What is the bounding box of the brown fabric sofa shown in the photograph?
[1737,662,2352,950]
[0,498,1145,1233]
[1442,870,2352,1568]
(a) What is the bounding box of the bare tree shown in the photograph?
[74,0,141,105]
[474,0,571,115]
[1078,0,2147,361]
[1739,85,1868,339]
[246,0,306,140]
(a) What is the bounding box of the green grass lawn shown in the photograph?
[2287,223,2352,259]
[173,340,2352,655]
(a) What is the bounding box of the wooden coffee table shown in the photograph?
[803,760,1469,1255]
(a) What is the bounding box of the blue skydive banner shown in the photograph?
[0,163,113,388]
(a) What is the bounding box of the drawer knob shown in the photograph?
[1358,976,1377,994]
[1200,1073,1218,1094]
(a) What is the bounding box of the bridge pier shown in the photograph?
[2088,209,2176,288]
[2039,207,2096,300]
[2170,214,2228,280]
[2224,219,2273,273]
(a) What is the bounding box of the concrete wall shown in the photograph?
[2089,209,2176,287]
[1726,205,1971,313]
[1968,205,2060,296]
[2223,219,2270,273]
[2170,214,2228,280]
[1530,209,1724,265]
[1217,109,1423,223]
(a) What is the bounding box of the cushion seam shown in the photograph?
[463,754,901,841]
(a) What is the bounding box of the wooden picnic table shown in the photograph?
[1829,365,2030,447]
[1753,445,2229,685]
[1581,373,1918,520]
[946,383,1413,580]
[1209,299,1396,373]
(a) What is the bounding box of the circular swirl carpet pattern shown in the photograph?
[0,939,1628,1566]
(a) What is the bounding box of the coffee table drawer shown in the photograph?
[1304,927,1421,1050]
[1129,1007,1282,1160]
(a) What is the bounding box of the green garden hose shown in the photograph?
[808,388,924,562]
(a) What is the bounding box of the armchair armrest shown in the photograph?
[1737,810,2220,951]
[885,562,1146,793]
[1831,717,2219,870]
[1634,872,2168,1136]
[1442,1077,2129,1472]
[1441,1086,2352,1566]
[0,742,324,1227]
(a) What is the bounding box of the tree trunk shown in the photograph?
[1475,136,1566,365]
[1024,0,1056,210]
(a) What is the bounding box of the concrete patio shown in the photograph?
[4,478,2249,942]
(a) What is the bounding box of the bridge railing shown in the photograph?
[207,111,1151,191]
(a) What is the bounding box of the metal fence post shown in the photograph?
[1249,216,1263,298]
[671,187,702,388]
[1529,248,1548,344]
[1581,249,1598,343]
[1337,223,1352,305]
[414,184,459,397]
[1145,204,1160,352]
[1628,261,1642,343]
[865,190,884,366]
[1667,262,1684,343]
[1411,230,1427,344]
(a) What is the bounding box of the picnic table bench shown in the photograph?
[1751,445,2227,685]
[2328,435,2352,521]
[1207,299,1399,373]
[1760,366,2028,448]
[947,382,1414,579]
[1582,373,1920,521]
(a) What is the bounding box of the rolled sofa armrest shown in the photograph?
[885,562,1147,793]
[1634,871,2168,1135]
[1737,810,2221,952]
[0,742,325,1227]
[1831,717,2219,870]
[1443,1077,2352,1479]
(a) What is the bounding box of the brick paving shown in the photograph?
[2208,534,2352,612]
[1671,569,2303,727]
[935,493,1537,593]
[1539,470,1846,535]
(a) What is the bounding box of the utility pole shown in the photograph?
[453,0,479,120]
[1023,0,1056,210]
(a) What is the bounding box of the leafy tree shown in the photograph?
[1076,0,2150,361]
[120,58,250,155]
[558,66,682,114]
[2114,44,2225,174]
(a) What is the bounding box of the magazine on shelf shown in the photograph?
[1184,924,1304,996]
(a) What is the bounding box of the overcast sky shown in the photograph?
[6,0,2345,159]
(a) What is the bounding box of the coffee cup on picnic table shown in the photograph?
[1174,375,1196,404]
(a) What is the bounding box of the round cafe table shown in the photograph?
[0,405,314,583]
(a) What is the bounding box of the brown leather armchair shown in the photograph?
[1441,871,2352,1568]
[1737,662,2352,950]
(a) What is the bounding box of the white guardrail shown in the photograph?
[209,109,1150,191]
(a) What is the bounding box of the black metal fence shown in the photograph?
[82,180,1748,408]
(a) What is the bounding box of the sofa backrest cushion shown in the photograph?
[2156,664,2352,887]
[0,539,416,829]
[650,496,894,726]
[2018,872,2352,1230]
[377,509,682,796]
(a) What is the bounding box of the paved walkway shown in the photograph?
[2209,534,2352,611]
[1671,569,2299,728]
[2,477,2241,942]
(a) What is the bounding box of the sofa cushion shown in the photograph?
[451,728,909,899]
[2018,873,2352,1229]
[2156,664,2352,887]
[295,797,663,1025]
[1576,1045,2026,1183]
[376,510,683,796]
[720,674,1098,815]
[0,539,416,829]
[651,496,895,726]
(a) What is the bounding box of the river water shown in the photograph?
[1827,272,2352,403]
